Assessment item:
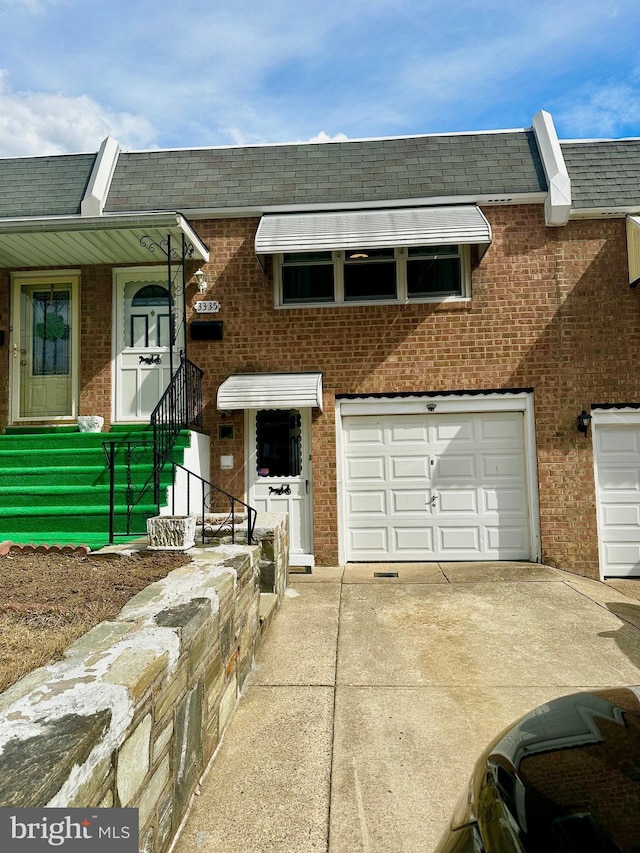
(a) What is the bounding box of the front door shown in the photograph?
[247,408,314,564]
[114,269,184,421]
[10,274,79,422]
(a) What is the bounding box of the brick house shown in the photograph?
[1,110,639,578]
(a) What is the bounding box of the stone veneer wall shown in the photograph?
[0,513,288,853]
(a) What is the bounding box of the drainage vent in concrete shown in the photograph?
[374,571,399,578]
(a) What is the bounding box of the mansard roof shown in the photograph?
[0,153,96,218]
[104,130,547,214]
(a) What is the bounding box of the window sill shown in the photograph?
[275,296,471,310]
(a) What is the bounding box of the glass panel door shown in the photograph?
[15,281,76,419]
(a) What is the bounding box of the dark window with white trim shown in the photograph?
[344,248,396,301]
[276,245,468,307]
[282,252,334,303]
[407,245,461,298]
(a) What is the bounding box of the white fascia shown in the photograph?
[80,136,120,216]
[532,111,571,226]
[182,192,547,221]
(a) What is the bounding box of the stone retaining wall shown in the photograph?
[0,513,289,853]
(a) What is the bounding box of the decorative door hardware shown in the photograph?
[139,354,162,365]
[269,484,292,496]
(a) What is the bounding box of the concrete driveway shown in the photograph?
[173,563,640,853]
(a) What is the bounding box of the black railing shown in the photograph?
[102,440,256,546]
[152,356,203,487]
[103,438,156,542]
[103,353,256,546]
[162,461,257,546]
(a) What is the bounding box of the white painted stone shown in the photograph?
[147,516,197,551]
[77,415,104,433]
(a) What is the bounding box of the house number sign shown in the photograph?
[194,300,221,314]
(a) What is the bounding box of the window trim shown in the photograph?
[275,246,471,308]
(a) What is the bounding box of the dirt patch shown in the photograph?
[0,550,191,694]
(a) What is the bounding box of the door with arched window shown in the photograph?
[114,269,184,421]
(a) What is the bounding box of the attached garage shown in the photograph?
[593,408,640,578]
[337,392,540,563]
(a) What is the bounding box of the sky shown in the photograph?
[0,0,640,158]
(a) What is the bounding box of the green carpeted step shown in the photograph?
[0,426,192,550]
[0,465,174,488]
[0,483,173,509]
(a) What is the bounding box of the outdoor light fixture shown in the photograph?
[577,409,592,437]
[194,269,208,293]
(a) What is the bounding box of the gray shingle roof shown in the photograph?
[105,131,547,213]
[0,154,96,218]
[562,140,640,209]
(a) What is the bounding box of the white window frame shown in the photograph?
[274,245,471,308]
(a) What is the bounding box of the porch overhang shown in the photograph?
[0,212,209,268]
[217,372,323,412]
[254,205,492,260]
[628,215,640,288]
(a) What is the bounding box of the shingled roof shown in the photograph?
[562,140,640,210]
[104,130,547,214]
[0,153,96,218]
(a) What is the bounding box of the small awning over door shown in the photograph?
[217,372,323,411]
[628,215,640,287]
[255,205,492,259]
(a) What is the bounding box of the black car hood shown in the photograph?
[476,686,640,852]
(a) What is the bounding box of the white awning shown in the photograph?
[0,212,209,268]
[217,373,323,411]
[628,215,640,287]
[255,205,492,258]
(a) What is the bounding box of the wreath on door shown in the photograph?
[35,313,68,341]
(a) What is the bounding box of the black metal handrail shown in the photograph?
[152,356,203,473]
[162,460,257,546]
[103,355,257,546]
[102,440,256,546]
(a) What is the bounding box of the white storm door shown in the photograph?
[115,271,178,422]
[247,408,313,562]
[11,275,79,422]
[343,412,530,561]
[594,421,640,578]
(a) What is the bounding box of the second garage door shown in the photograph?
[343,411,531,561]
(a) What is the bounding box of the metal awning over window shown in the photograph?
[0,212,209,268]
[628,215,640,288]
[255,205,492,259]
[217,373,323,411]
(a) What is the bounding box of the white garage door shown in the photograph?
[343,411,531,561]
[595,423,640,578]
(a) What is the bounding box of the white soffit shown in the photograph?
[628,215,640,287]
[255,205,492,258]
[218,373,323,411]
[0,212,209,268]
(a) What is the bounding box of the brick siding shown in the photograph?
[1,204,636,577]
[185,207,637,576]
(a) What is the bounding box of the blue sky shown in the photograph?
[0,0,639,157]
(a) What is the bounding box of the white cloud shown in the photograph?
[307,131,349,143]
[0,71,157,156]
[555,81,640,138]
